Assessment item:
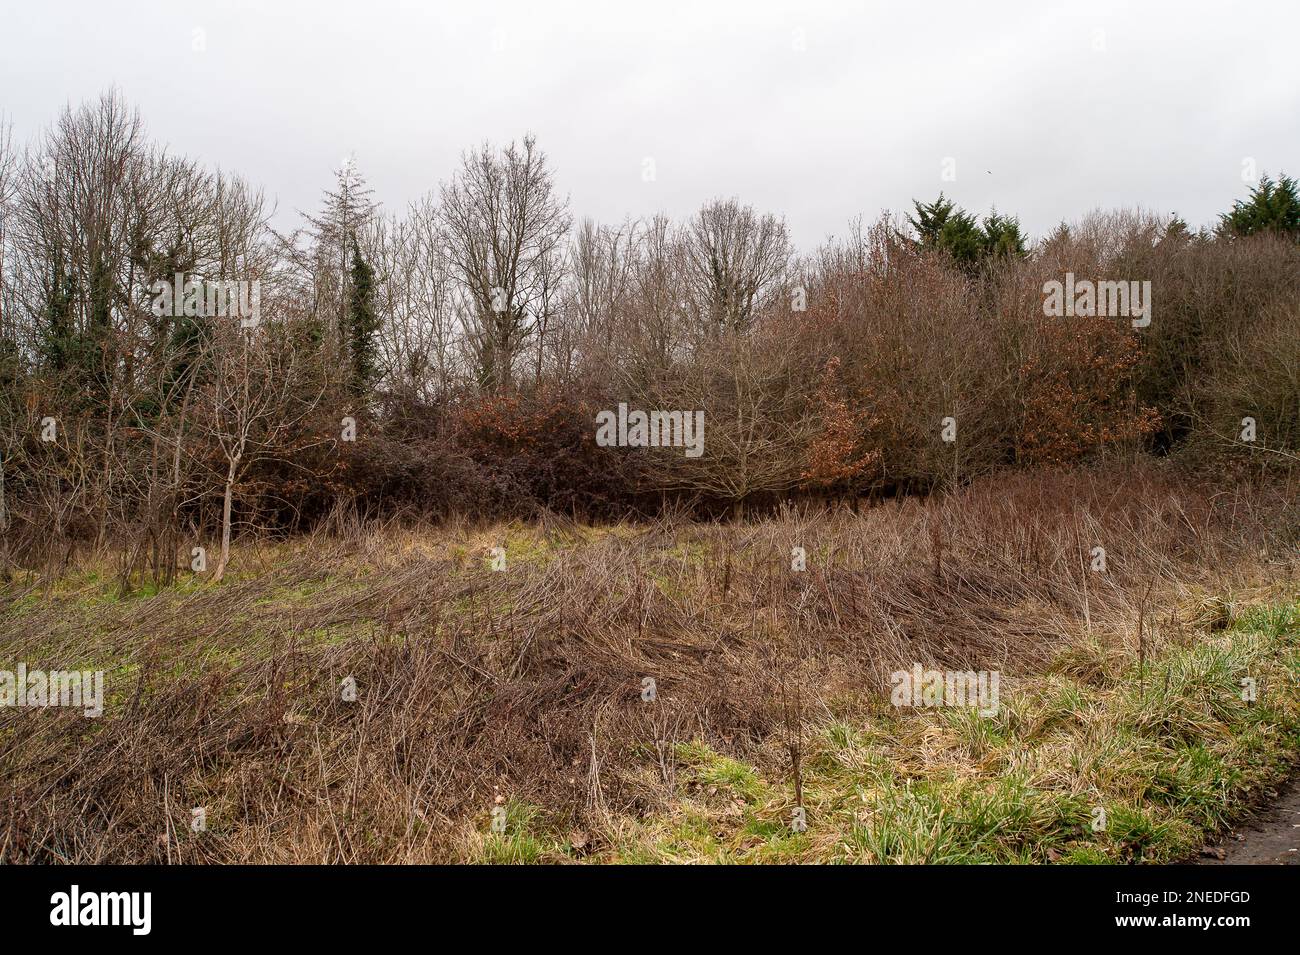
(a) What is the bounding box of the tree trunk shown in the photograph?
[212,458,238,582]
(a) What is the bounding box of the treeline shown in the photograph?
[0,91,1297,572]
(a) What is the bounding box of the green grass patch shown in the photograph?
[618,596,1300,864]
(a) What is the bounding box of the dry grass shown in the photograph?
[1,462,1296,863]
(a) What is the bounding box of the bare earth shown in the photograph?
[1200,776,1300,865]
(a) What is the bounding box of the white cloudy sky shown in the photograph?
[2,0,1297,248]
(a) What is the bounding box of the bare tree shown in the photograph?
[438,136,570,393]
[367,201,462,401]
[0,114,18,542]
[641,323,818,516]
[625,214,688,379]
[194,321,324,582]
[570,217,638,348]
[7,91,196,544]
[0,113,17,341]
[681,198,793,333]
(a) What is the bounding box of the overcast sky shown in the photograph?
[3,0,1297,249]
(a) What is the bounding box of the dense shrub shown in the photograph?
[454,389,647,519]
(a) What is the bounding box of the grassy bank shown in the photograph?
[1,465,1297,863]
[561,599,1299,864]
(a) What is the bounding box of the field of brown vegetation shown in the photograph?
[3,463,1296,863]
